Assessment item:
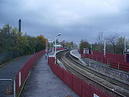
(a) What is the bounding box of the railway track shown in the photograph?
[57,50,129,97]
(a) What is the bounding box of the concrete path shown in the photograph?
[0,55,31,97]
[0,55,31,79]
[21,56,79,97]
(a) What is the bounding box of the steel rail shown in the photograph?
[57,50,128,97]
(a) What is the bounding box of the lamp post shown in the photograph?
[45,39,48,53]
[90,43,93,54]
[54,33,61,64]
[124,37,127,52]
[104,40,106,56]
[124,37,127,62]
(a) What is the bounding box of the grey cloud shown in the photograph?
[0,0,129,43]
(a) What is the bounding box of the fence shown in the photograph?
[15,50,45,97]
[56,48,65,51]
[48,56,113,97]
[0,79,15,97]
[81,51,129,71]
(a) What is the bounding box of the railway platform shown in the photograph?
[20,55,78,97]
[70,49,81,59]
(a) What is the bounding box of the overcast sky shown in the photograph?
[0,0,129,43]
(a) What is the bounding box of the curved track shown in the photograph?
[57,50,129,97]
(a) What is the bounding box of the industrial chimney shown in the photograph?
[19,19,21,32]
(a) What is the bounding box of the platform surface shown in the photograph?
[20,56,78,97]
[70,49,81,58]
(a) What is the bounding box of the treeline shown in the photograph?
[60,41,77,49]
[0,24,47,64]
[80,34,129,54]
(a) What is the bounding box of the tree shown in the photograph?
[79,40,90,50]
[97,32,104,44]
[0,24,47,64]
[35,35,47,51]
[94,32,105,52]
[65,42,74,49]
[115,37,125,54]
[0,24,47,57]
[106,34,119,54]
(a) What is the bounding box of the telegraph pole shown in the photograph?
[104,40,106,56]
[124,37,127,52]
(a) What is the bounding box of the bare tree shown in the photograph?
[95,32,104,52]
[106,34,119,54]
[97,32,104,44]
[116,37,124,54]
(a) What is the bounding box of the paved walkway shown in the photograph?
[0,55,31,79]
[21,56,79,97]
[0,55,31,97]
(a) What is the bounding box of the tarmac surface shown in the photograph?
[0,55,31,97]
[20,56,79,97]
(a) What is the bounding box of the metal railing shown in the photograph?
[0,79,16,97]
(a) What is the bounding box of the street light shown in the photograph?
[124,37,127,62]
[90,43,93,54]
[54,33,61,64]
[124,37,127,52]
[104,40,106,56]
